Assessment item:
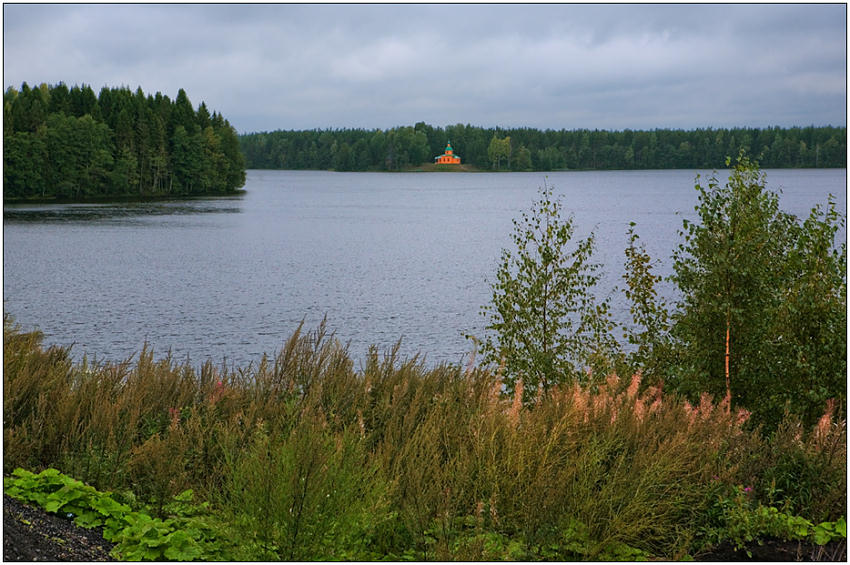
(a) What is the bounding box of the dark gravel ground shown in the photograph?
[697,538,847,561]
[2,492,846,562]
[3,494,115,561]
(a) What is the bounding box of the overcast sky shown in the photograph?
[3,3,846,134]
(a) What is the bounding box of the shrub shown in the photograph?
[217,411,390,560]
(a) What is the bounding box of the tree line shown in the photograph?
[4,82,246,200]
[239,122,846,172]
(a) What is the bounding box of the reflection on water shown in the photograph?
[4,200,243,223]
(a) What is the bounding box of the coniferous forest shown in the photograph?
[3,82,246,201]
[239,122,846,172]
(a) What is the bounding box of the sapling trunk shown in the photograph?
[725,308,731,408]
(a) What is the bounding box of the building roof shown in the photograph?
[435,141,461,161]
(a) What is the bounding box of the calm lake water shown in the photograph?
[4,169,846,369]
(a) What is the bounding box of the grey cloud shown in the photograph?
[3,4,845,133]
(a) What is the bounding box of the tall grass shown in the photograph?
[3,315,845,559]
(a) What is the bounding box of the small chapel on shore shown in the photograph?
[434,141,461,165]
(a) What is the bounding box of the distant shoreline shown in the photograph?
[246,165,845,173]
[401,163,482,172]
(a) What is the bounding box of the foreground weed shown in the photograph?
[218,414,390,560]
[3,318,846,560]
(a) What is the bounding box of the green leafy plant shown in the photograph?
[108,510,226,561]
[5,468,230,561]
[4,467,131,529]
[812,517,847,545]
[701,482,847,557]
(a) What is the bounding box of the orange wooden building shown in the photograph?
[434,141,461,165]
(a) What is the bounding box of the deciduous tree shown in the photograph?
[670,155,846,428]
[478,182,616,394]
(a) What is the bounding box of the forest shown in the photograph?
[239,122,847,171]
[3,82,246,201]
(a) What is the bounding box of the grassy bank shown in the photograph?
[400,162,483,172]
[3,316,845,560]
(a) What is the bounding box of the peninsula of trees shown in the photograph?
[4,82,246,201]
[239,122,846,172]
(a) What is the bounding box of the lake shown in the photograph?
[3,168,846,370]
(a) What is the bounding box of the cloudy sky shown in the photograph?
[3,3,846,134]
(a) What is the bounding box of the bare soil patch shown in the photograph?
[3,494,114,561]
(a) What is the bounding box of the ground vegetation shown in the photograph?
[3,315,846,560]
